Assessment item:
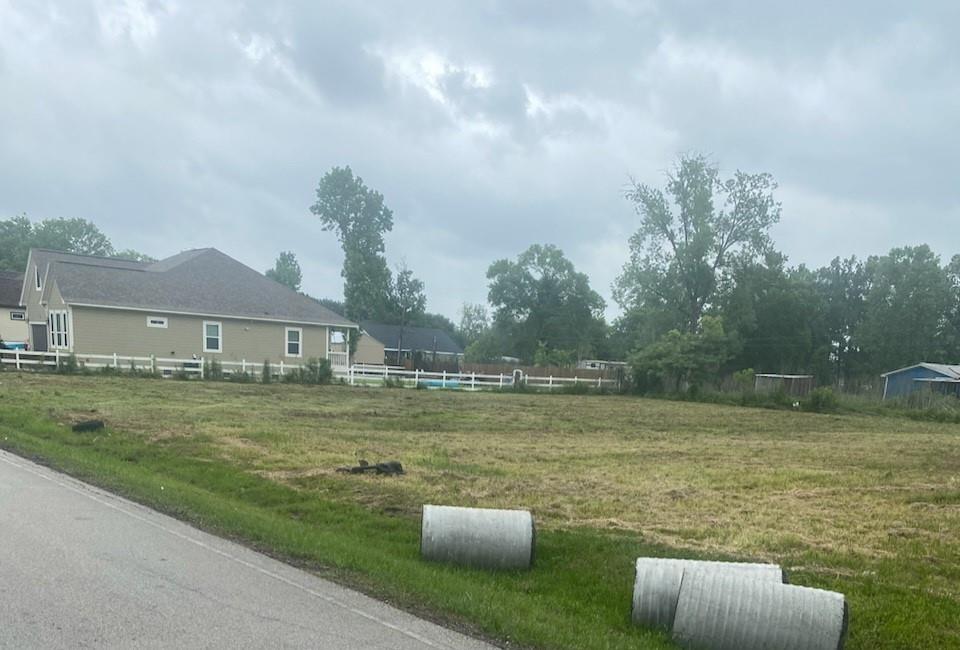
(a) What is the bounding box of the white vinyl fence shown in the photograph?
[0,350,618,391]
[346,363,617,391]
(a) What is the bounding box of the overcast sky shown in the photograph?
[2,1,958,321]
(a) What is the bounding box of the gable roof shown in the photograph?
[880,362,960,379]
[360,321,463,355]
[0,271,23,307]
[29,248,355,328]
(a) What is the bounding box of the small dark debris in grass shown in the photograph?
[72,419,105,433]
[336,459,405,476]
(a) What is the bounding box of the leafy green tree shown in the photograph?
[265,251,303,292]
[389,262,426,326]
[615,154,781,335]
[458,303,489,346]
[113,249,157,263]
[629,315,738,393]
[310,166,394,321]
[487,244,605,363]
[814,257,868,384]
[853,245,953,376]
[0,215,117,270]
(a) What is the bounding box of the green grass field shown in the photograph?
[1,372,958,648]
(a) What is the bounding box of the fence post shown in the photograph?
[199,356,205,379]
[113,352,118,369]
[241,359,246,374]
[499,373,504,388]
[471,372,476,390]
[415,368,419,386]
[15,350,21,370]
[279,360,284,376]
[597,376,602,388]
[383,365,388,380]
[442,370,447,388]
[549,375,553,388]
[56,349,61,370]
[151,354,156,374]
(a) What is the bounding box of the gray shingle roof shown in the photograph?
[360,321,463,355]
[0,271,23,306]
[38,248,354,327]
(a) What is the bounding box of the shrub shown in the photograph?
[58,353,79,375]
[282,357,332,385]
[262,360,272,384]
[802,387,839,413]
[204,358,224,381]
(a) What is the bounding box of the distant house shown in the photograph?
[881,363,960,399]
[356,320,464,367]
[18,248,357,368]
[576,359,628,371]
[0,271,27,347]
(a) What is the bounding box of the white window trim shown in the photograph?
[10,311,25,321]
[147,315,169,329]
[48,309,70,350]
[203,320,222,353]
[285,327,303,358]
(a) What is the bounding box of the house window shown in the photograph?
[10,311,25,321]
[285,327,302,357]
[35,266,41,291]
[147,316,168,329]
[203,321,222,353]
[48,310,69,349]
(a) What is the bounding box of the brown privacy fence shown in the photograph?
[460,362,618,380]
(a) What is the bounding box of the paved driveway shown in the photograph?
[0,449,494,649]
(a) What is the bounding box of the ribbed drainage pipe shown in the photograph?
[672,571,848,650]
[420,505,535,570]
[632,558,785,630]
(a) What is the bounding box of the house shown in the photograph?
[356,320,464,367]
[880,363,960,399]
[0,271,27,348]
[18,248,357,368]
[576,359,628,371]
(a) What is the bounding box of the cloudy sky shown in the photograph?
[2,1,958,320]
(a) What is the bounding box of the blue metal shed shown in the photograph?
[881,363,960,399]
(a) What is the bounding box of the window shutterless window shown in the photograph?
[10,311,25,321]
[48,310,69,349]
[203,321,222,353]
[147,316,168,328]
[285,327,302,357]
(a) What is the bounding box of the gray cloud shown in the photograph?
[1,1,958,322]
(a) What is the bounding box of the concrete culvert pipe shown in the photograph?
[632,558,785,631]
[671,572,848,650]
[420,505,535,570]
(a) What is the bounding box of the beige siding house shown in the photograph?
[0,271,27,346]
[19,248,357,368]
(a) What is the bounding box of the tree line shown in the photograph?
[6,154,959,391]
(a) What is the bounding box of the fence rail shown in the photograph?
[0,350,618,391]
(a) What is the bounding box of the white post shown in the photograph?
[151,354,156,374]
[113,352,119,369]
[597,376,602,388]
[442,370,447,388]
[415,368,420,385]
[199,356,205,379]
[55,349,61,370]
[279,360,284,376]
[241,359,246,373]
[345,328,351,367]
[549,375,553,388]
[471,372,476,390]
[15,350,21,370]
[383,365,388,380]
[499,373,504,388]
[574,376,578,385]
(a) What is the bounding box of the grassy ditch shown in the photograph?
[1,373,959,648]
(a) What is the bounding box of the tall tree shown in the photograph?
[265,251,303,292]
[615,154,781,334]
[389,262,426,326]
[815,257,868,384]
[310,166,394,321]
[458,303,489,346]
[487,244,605,363]
[853,245,953,376]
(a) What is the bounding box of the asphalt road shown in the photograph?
[0,449,494,649]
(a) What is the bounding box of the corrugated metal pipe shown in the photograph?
[632,558,785,630]
[672,571,848,650]
[420,504,535,570]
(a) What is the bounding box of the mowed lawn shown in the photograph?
[1,373,959,648]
